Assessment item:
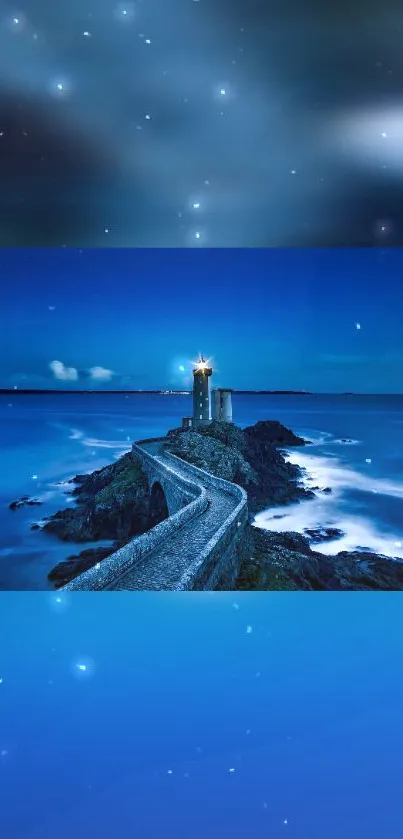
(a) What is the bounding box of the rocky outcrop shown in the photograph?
[9,496,42,510]
[243,419,308,447]
[237,526,403,591]
[165,420,313,512]
[23,418,400,592]
[303,527,345,543]
[39,452,154,587]
[32,419,311,588]
[47,546,115,588]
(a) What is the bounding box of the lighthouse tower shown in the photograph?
[211,388,233,423]
[192,356,213,428]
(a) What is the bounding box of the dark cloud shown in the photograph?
[0,0,402,246]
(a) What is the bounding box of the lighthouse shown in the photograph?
[181,355,233,430]
[192,355,213,427]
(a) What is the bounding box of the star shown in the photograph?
[9,14,26,32]
[115,3,136,22]
[50,79,70,98]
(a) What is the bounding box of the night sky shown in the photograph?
[1,248,402,393]
[1,0,403,247]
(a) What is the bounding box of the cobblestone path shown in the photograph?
[108,445,239,590]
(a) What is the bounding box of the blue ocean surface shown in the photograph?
[0,393,403,589]
[1,591,403,838]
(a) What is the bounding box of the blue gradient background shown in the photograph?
[1,592,402,837]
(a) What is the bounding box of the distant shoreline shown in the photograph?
[0,389,383,396]
[1,389,402,396]
[0,388,314,395]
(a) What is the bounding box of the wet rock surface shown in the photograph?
[9,496,42,510]
[18,418,400,591]
[37,452,154,587]
[303,527,345,543]
[48,546,117,588]
[165,419,313,513]
[237,526,403,591]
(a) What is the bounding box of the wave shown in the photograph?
[82,436,132,452]
[332,438,362,446]
[255,448,403,560]
[68,428,84,440]
[294,429,334,446]
[286,449,403,499]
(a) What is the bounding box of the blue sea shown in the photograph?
[0,393,403,590]
[1,591,403,837]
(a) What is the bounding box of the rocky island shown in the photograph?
[23,419,403,590]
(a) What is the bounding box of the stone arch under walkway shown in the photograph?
[149,480,169,527]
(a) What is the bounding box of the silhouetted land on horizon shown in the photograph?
[1,389,401,396]
[1,388,314,395]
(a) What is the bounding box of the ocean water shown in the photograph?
[1,591,403,838]
[0,393,402,589]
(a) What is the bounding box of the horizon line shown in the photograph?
[1,388,402,397]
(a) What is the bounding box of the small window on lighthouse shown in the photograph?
[200,403,202,407]
[199,415,202,420]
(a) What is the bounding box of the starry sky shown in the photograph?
[1,0,403,247]
[1,247,402,393]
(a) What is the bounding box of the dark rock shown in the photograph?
[322,487,332,494]
[303,527,344,543]
[31,523,40,531]
[236,525,403,591]
[34,416,400,593]
[48,545,116,589]
[165,420,314,514]
[42,452,152,544]
[243,420,308,447]
[9,496,42,510]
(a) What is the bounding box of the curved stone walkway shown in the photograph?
[108,444,240,590]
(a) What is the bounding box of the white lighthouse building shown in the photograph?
[182,356,233,429]
[192,355,213,428]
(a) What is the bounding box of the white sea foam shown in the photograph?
[255,448,403,560]
[292,430,334,447]
[82,436,131,452]
[286,450,403,499]
[68,428,84,440]
[333,438,362,446]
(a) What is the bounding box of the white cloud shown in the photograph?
[88,366,114,381]
[49,360,79,381]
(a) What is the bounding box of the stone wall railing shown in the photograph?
[162,451,248,590]
[63,439,248,591]
[63,450,208,591]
